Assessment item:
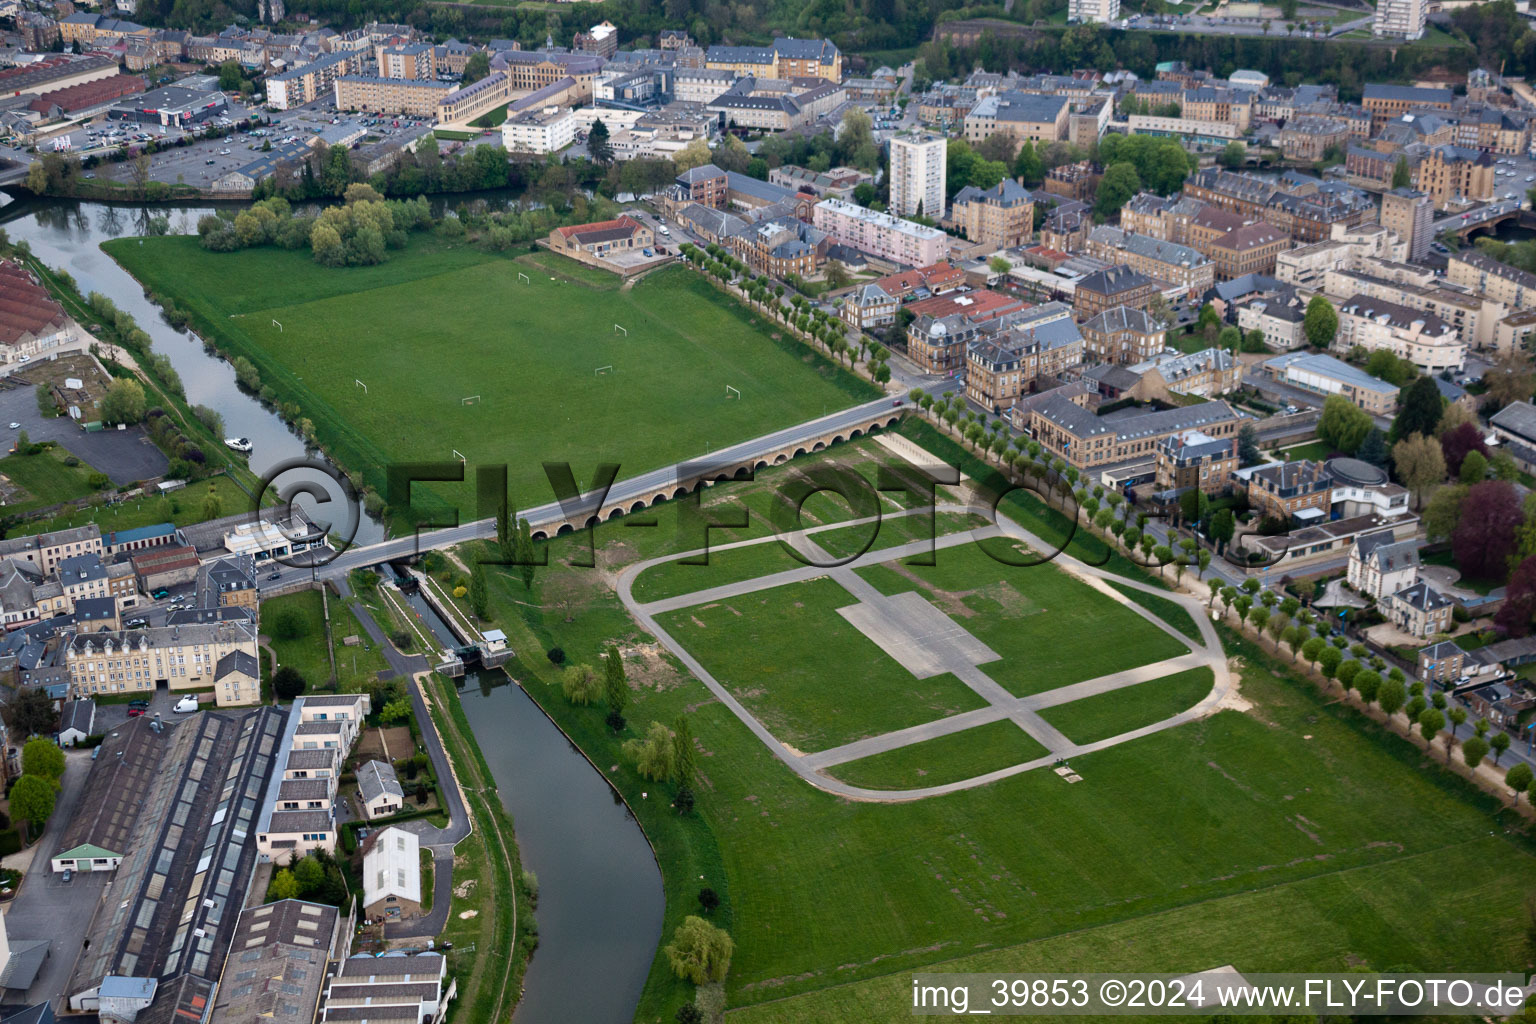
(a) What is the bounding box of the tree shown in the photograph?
[379,698,412,726]
[272,665,307,700]
[232,356,260,391]
[587,118,613,164]
[268,868,301,901]
[1484,350,1536,412]
[1357,429,1390,470]
[1440,422,1489,479]
[1354,669,1382,705]
[1447,706,1467,740]
[1462,735,1489,770]
[1317,644,1342,683]
[5,687,56,738]
[1392,433,1446,510]
[1237,422,1261,466]
[623,721,676,782]
[468,561,489,619]
[1423,483,1468,543]
[1220,141,1246,168]
[1507,761,1534,805]
[1303,295,1338,349]
[10,773,54,832]
[496,500,515,565]
[604,645,628,731]
[561,663,602,705]
[1453,480,1523,581]
[676,1006,704,1024]
[673,715,696,789]
[663,916,734,985]
[201,485,223,522]
[1302,636,1325,667]
[1392,376,1443,442]
[1094,162,1142,220]
[1391,154,1413,189]
[293,855,326,895]
[1491,731,1512,764]
[1418,707,1446,754]
[1318,395,1371,455]
[100,378,147,425]
[22,737,64,782]
[1459,449,1489,485]
[698,887,720,915]
[1377,677,1406,718]
[1335,658,1361,692]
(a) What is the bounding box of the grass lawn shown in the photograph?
[824,719,1049,789]
[263,589,389,692]
[1104,580,1204,642]
[810,509,990,561]
[1278,440,1337,462]
[433,438,1536,1024]
[657,577,988,752]
[1037,667,1215,745]
[30,475,258,536]
[631,538,805,604]
[0,446,103,516]
[854,541,1189,697]
[106,236,878,523]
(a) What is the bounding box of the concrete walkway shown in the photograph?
[617,497,1232,802]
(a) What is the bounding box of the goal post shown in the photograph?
[272,319,282,332]
[613,323,628,337]
[517,272,530,284]
[461,395,480,405]
[595,365,613,376]
[355,379,367,393]
[725,385,741,399]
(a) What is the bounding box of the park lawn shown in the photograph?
[631,539,806,605]
[1104,580,1204,643]
[450,447,1536,1023]
[1421,548,1503,594]
[823,719,1048,790]
[657,577,988,753]
[810,509,991,561]
[331,601,392,691]
[31,475,259,536]
[1279,440,1336,461]
[263,590,333,688]
[1037,667,1216,745]
[854,541,1189,697]
[0,446,103,516]
[107,237,878,522]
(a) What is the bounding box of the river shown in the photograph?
[402,590,665,1024]
[0,193,667,1023]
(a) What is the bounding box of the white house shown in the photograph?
[1346,530,1420,601]
[58,698,95,747]
[357,759,405,820]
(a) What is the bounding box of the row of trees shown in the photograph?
[9,738,67,839]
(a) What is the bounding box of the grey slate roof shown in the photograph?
[1492,401,1536,444]
[357,759,404,805]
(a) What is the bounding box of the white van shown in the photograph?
[174,696,199,714]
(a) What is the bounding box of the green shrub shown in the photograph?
[0,830,22,857]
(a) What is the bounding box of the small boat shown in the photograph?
[224,437,253,453]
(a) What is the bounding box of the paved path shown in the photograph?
[335,579,462,940]
[617,497,1232,802]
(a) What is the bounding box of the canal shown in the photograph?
[401,588,666,1024]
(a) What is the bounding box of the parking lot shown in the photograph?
[91,686,204,733]
[1,750,110,1008]
[0,383,167,485]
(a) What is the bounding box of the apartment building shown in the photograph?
[65,620,261,704]
[964,306,1084,413]
[1448,251,1535,310]
[811,198,950,267]
[435,71,515,124]
[502,104,576,154]
[1085,226,1214,295]
[267,50,364,110]
[1379,187,1432,262]
[1068,0,1120,23]
[1275,240,1350,290]
[1347,530,1420,600]
[950,178,1034,248]
[704,37,842,82]
[1414,145,1495,209]
[1386,581,1454,638]
[0,524,103,577]
[1028,397,1241,471]
[841,283,900,329]
[1360,84,1452,128]
[493,50,603,95]
[378,41,434,79]
[1335,294,1465,373]
[1072,265,1158,318]
[1080,305,1166,365]
[1263,351,1400,415]
[333,75,453,117]
[1206,221,1290,280]
[1278,115,1351,162]
[1154,430,1238,496]
[1235,290,1307,351]
[1243,460,1333,522]
[963,91,1069,154]
[1127,347,1243,400]
[889,131,947,220]
[1372,0,1427,39]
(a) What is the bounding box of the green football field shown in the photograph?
[105,237,877,518]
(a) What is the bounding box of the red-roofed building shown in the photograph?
[0,261,76,368]
[904,288,1026,323]
[873,261,966,301]
[548,215,653,256]
[28,74,144,117]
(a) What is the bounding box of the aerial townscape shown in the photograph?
[3,0,1536,1018]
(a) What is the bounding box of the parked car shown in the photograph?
[266,571,282,580]
[127,707,146,717]
[152,588,170,599]
[174,696,199,714]
[128,699,149,709]
[62,869,72,883]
